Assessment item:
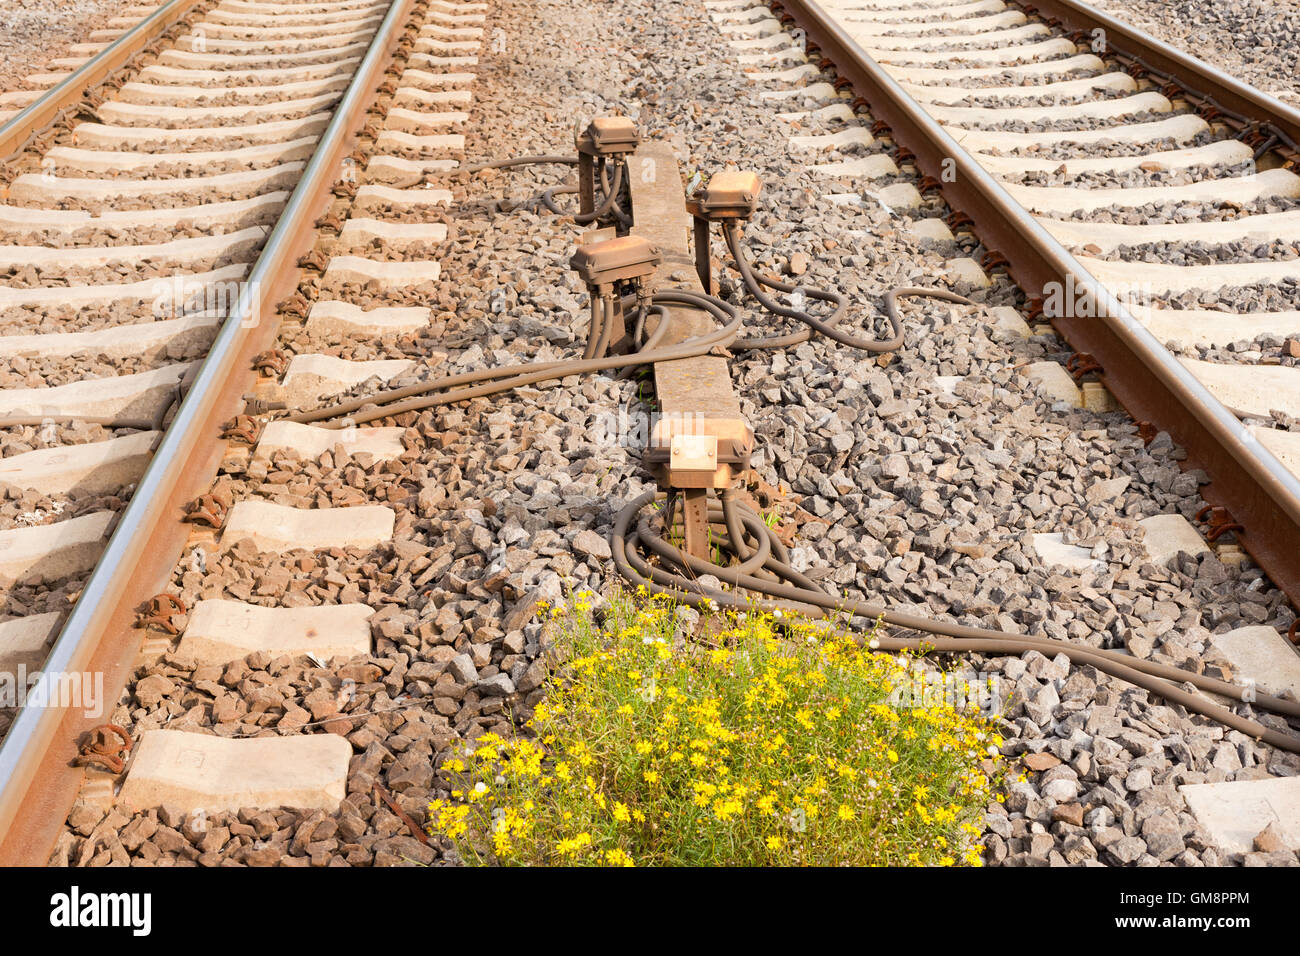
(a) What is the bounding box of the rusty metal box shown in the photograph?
[693,170,762,220]
[577,116,640,156]
[569,235,660,287]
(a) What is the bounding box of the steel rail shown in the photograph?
[0,0,418,866]
[769,0,1300,607]
[1015,0,1300,155]
[0,0,204,163]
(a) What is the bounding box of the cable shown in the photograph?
[582,292,607,361]
[723,221,975,352]
[593,291,616,360]
[285,289,742,427]
[599,161,633,226]
[439,154,578,176]
[542,159,627,224]
[436,153,629,224]
[611,491,1300,754]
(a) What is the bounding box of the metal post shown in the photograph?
[682,489,712,561]
[578,154,596,217]
[693,215,713,293]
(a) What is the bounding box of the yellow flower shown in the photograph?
[424,596,1004,867]
[492,828,513,857]
[712,797,744,821]
[555,833,592,857]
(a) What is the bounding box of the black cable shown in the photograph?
[286,289,742,427]
[438,153,630,224]
[611,491,1300,754]
[542,160,627,224]
[723,221,975,352]
[440,154,579,176]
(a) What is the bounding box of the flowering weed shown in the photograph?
[429,592,1004,866]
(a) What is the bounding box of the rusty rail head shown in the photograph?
[0,0,418,866]
[0,0,204,164]
[767,0,1300,605]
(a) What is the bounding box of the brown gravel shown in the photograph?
[0,0,151,92]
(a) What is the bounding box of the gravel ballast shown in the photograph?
[0,0,148,92]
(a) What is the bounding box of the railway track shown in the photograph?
[702,0,1300,862]
[0,0,1298,870]
[759,0,1300,601]
[0,0,433,862]
[0,0,408,717]
[0,0,395,751]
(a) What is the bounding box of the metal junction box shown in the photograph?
[576,116,640,157]
[690,170,763,221]
[569,235,660,288]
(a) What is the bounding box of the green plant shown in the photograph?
[635,379,658,413]
[428,592,1005,866]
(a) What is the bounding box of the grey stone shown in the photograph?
[1108,836,1147,864]
[1125,767,1154,792]
[477,673,515,697]
[572,529,611,561]
[447,654,478,685]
